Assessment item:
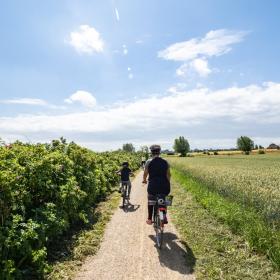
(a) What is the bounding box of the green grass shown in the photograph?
[170,170,280,279]
[46,190,121,280]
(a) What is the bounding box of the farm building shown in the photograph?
[267,143,280,149]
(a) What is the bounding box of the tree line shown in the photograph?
[122,135,269,157]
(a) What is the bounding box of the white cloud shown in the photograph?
[0,98,48,106]
[177,58,211,77]
[190,58,211,77]
[69,25,104,54]
[159,29,247,78]
[64,90,97,108]
[168,83,187,93]
[1,82,280,138]
[115,8,120,21]
[127,67,131,71]
[176,64,187,76]
[158,29,247,61]
[128,73,133,79]
[122,44,128,55]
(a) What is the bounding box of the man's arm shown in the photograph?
[167,167,171,182]
[142,168,148,183]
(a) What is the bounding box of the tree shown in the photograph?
[122,143,135,153]
[237,136,254,155]
[173,136,190,157]
[0,137,5,146]
[140,145,149,160]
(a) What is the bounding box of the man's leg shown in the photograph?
[147,194,154,225]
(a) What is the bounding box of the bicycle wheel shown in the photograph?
[154,214,163,249]
[122,184,126,208]
[122,184,128,210]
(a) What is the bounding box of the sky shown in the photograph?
[0,0,280,151]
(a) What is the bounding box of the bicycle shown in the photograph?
[121,181,130,210]
[148,194,173,249]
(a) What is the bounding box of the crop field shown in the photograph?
[168,153,280,228]
[168,153,280,269]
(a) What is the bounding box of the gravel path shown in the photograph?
[75,172,195,280]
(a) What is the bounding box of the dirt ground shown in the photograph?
[74,171,195,280]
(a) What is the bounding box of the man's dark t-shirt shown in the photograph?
[120,167,131,181]
[145,157,170,195]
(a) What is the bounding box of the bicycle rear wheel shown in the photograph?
[154,214,163,249]
[122,184,128,210]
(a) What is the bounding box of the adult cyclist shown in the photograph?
[142,144,171,225]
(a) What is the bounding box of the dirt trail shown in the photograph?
[75,172,195,280]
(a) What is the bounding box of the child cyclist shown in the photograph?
[117,162,133,198]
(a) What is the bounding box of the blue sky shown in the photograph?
[0,0,280,150]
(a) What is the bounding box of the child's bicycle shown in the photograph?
[148,194,173,249]
[121,181,130,211]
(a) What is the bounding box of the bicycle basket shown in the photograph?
[165,195,173,206]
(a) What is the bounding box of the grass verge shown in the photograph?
[171,169,280,279]
[46,190,120,280]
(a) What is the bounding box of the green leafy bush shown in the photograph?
[0,139,140,279]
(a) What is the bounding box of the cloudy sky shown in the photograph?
[0,0,280,150]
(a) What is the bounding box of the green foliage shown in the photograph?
[173,136,190,157]
[237,136,254,153]
[259,149,266,154]
[0,139,141,279]
[122,143,135,153]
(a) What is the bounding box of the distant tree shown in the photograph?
[60,136,67,144]
[173,136,190,157]
[255,144,259,150]
[259,145,264,149]
[140,145,149,159]
[0,137,5,146]
[237,136,254,155]
[122,143,135,153]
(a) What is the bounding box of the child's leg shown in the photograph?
[119,182,123,193]
[128,181,132,196]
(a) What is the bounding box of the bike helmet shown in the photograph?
[150,144,161,155]
[122,161,129,166]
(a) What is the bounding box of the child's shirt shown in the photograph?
[120,167,131,181]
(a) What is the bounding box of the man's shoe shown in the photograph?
[146,219,152,225]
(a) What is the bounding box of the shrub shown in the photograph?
[0,139,141,279]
